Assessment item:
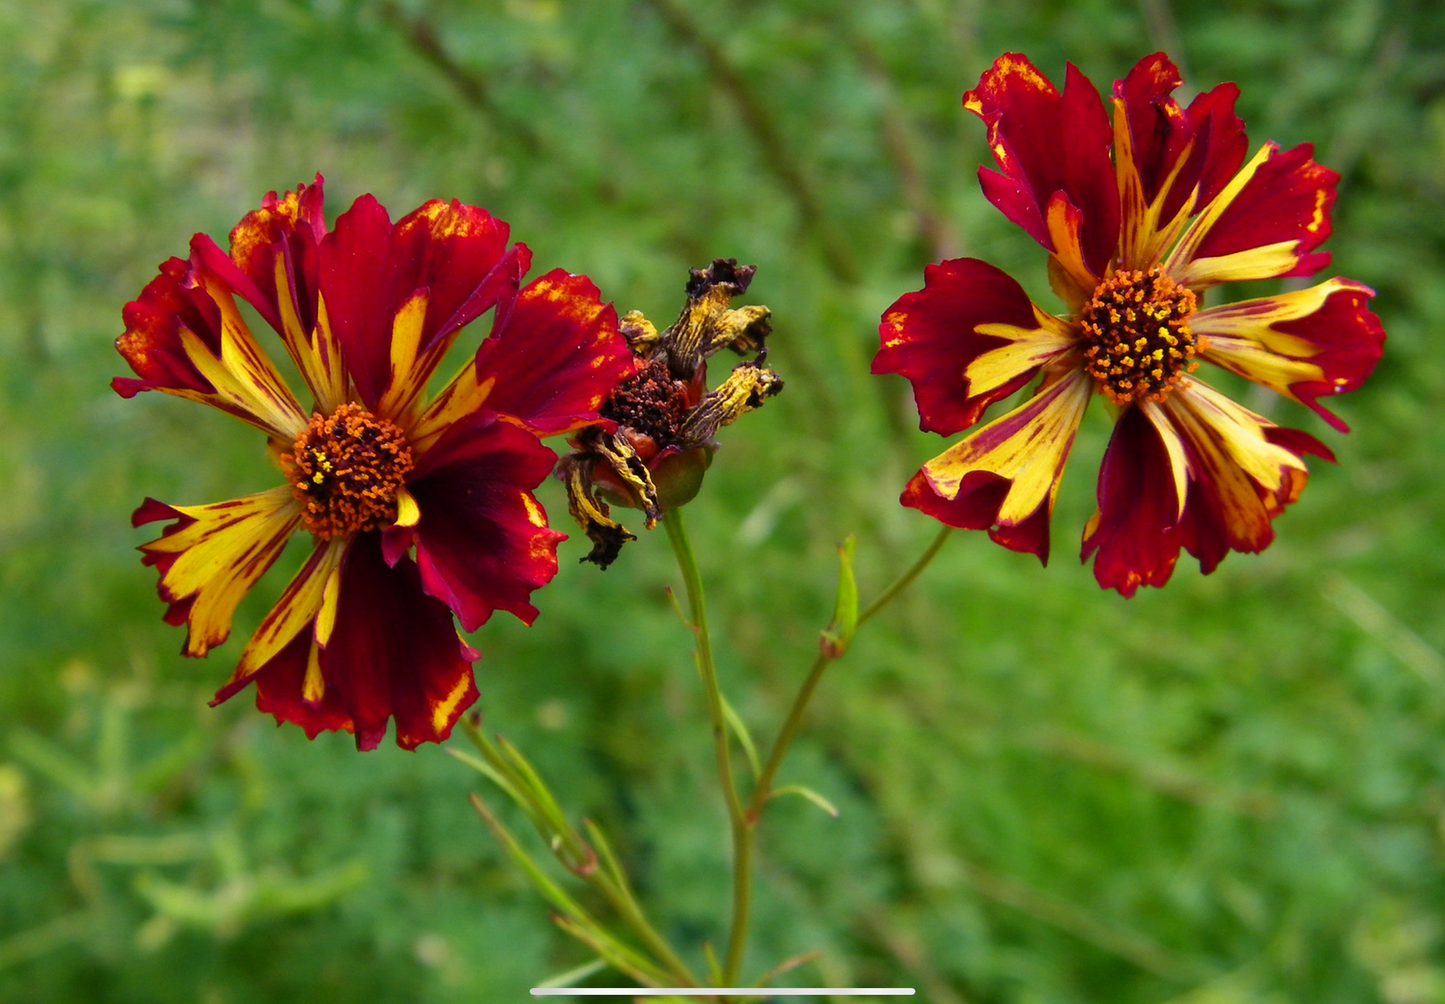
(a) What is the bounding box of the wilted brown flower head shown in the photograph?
[559,259,782,567]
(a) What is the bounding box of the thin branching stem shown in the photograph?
[662,508,752,990]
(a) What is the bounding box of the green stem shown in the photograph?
[859,524,952,627]
[750,525,952,820]
[662,508,751,988]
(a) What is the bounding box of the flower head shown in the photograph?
[116,176,632,748]
[873,53,1385,595]
[559,259,781,567]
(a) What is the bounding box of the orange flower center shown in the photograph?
[1080,266,1202,405]
[283,403,413,540]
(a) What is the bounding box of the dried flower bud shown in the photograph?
[561,259,783,567]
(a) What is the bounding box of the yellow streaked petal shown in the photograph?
[1043,195,1100,298]
[227,536,348,687]
[406,355,496,458]
[314,553,343,648]
[310,292,349,413]
[1113,99,1197,270]
[393,485,420,529]
[922,370,1092,525]
[969,308,1078,398]
[1137,400,1189,520]
[178,281,307,440]
[1164,378,1307,493]
[141,487,303,657]
[1191,278,1358,401]
[301,638,325,704]
[273,261,347,414]
[430,660,475,736]
[377,289,430,420]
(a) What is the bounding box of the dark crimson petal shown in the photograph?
[249,631,356,740]
[1195,278,1384,433]
[964,54,1119,277]
[1265,425,1336,464]
[1081,405,1184,596]
[406,411,566,631]
[113,256,225,398]
[1113,54,1190,209]
[389,200,526,349]
[321,195,539,416]
[473,269,632,436]
[1112,54,1246,225]
[873,258,1054,436]
[197,176,328,337]
[320,194,397,411]
[1191,142,1338,278]
[1175,480,1232,576]
[1181,83,1248,213]
[902,468,1053,565]
[321,533,481,751]
[1271,282,1385,431]
[1164,385,1316,576]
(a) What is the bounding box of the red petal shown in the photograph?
[1190,142,1338,279]
[406,412,565,631]
[1195,278,1384,432]
[249,632,356,740]
[319,195,398,411]
[964,54,1119,278]
[209,175,328,338]
[1268,282,1384,431]
[113,256,225,399]
[321,533,480,751]
[321,196,534,415]
[1081,405,1183,596]
[873,258,1055,436]
[390,199,525,347]
[1162,383,1320,575]
[473,269,631,436]
[903,469,1054,565]
[1113,55,1246,226]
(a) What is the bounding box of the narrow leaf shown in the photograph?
[769,784,840,818]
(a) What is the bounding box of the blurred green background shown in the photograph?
[3,0,1443,1001]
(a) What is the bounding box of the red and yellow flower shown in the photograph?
[873,53,1385,594]
[116,176,631,748]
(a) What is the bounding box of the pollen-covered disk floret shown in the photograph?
[1081,266,1201,405]
[283,403,414,539]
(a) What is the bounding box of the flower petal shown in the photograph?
[906,370,1092,563]
[874,258,1074,436]
[403,412,566,631]
[248,631,356,741]
[1112,54,1247,269]
[320,195,529,419]
[1168,142,1337,287]
[134,488,302,657]
[1080,403,1187,596]
[1193,277,1384,432]
[114,251,308,440]
[318,533,481,751]
[964,54,1119,279]
[471,269,632,437]
[1161,379,1328,573]
[211,535,348,704]
[190,176,346,413]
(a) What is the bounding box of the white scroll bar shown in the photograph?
[531,989,915,997]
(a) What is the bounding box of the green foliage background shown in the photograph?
[2,0,1443,1001]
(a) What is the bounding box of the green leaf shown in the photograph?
[769,784,840,818]
[719,693,761,779]
[820,534,858,658]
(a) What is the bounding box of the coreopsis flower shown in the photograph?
[559,259,781,567]
[116,176,631,748]
[873,53,1385,595]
